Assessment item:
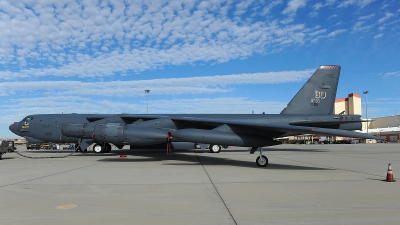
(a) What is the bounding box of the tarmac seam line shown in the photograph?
[195,152,238,225]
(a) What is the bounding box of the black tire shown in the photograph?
[93,144,104,153]
[209,145,221,153]
[256,155,268,167]
[104,143,112,153]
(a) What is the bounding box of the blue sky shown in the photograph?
[0,0,399,138]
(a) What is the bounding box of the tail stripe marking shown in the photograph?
[320,66,340,70]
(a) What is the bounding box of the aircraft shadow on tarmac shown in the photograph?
[13,148,332,170]
[221,148,328,153]
[95,149,332,170]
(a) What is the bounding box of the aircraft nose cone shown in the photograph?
[9,122,19,135]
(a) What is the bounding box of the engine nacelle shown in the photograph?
[61,123,96,139]
[93,124,169,146]
[62,122,170,146]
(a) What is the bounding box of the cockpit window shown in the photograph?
[23,116,34,121]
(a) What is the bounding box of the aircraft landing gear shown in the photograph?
[254,147,268,167]
[93,143,112,153]
[93,144,103,153]
[256,155,268,167]
[209,145,221,153]
[104,143,112,153]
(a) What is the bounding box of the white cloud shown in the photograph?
[359,14,375,20]
[374,33,383,38]
[261,0,283,15]
[338,0,376,8]
[282,0,307,15]
[352,21,373,32]
[382,71,400,77]
[0,69,314,97]
[378,13,394,23]
[309,3,323,17]
[327,29,346,37]
[315,2,323,10]
[235,0,255,16]
[309,29,327,36]
[328,14,338,19]
[0,0,325,79]
[325,0,337,5]
[0,0,390,81]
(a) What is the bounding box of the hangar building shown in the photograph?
[334,93,400,143]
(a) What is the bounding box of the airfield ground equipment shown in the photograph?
[0,140,16,160]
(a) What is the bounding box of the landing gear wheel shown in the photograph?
[104,143,112,153]
[93,144,104,153]
[256,155,268,167]
[209,145,221,153]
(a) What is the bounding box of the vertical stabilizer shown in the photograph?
[280,65,341,115]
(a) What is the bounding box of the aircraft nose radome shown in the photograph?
[9,122,19,134]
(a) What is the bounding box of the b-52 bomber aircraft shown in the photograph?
[9,65,381,167]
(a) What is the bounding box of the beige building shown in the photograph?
[370,115,400,128]
[334,93,400,142]
[334,93,362,115]
[367,116,400,142]
[334,93,370,131]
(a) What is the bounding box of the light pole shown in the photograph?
[363,91,369,135]
[145,89,150,114]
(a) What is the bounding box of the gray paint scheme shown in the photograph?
[9,65,381,166]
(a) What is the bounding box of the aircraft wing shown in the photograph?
[171,117,382,140]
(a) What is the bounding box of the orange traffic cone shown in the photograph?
[386,164,396,182]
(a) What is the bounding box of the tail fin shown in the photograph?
[280,65,341,115]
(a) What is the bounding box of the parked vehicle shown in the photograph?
[27,143,40,150]
[40,144,51,149]
[1,141,15,160]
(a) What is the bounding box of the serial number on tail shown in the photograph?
[311,90,327,106]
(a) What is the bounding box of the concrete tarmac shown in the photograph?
[0,143,399,225]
